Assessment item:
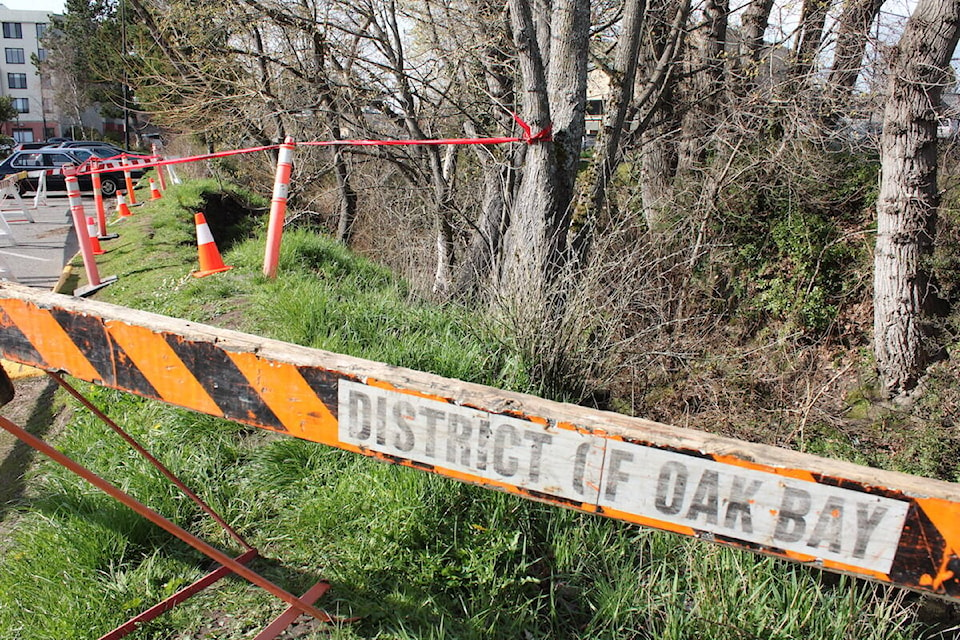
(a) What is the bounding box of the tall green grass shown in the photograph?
[0,180,938,638]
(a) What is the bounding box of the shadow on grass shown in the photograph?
[0,376,58,523]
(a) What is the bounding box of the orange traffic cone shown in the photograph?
[192,212,232,277]
[116,191,132,218]
[149,178,162,200]
[86,217,104,255]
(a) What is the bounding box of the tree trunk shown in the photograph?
[676,0,728,173]
[333,146,359,244]
[454,120,515,301]
[632,0,687,231]
[734,0,774,93]
[790,0,830,81]
[570,0,646,260]
[827,0,885,99]
[499,0,588,308]
[874,0,960,397]
[641,125,678,231]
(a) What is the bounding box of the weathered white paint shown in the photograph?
[339,381,909,574]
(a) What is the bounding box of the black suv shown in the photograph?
[0,149,145,196]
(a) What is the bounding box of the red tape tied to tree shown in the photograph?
[72,115,553,177]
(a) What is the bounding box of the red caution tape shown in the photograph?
[512,113,554,143]
[72,115,553,178]
[299,114,552,149]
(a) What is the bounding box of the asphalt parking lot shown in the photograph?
[0,193,96,290]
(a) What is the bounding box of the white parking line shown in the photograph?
[0,250,50,262]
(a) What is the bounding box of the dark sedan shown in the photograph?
[0,149,145,196]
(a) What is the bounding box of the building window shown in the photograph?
[36,23,46,40]
[8,73,26,89]
[12,129,33,144]
[43,127,55,139]
[5,48,24,64]
[3,23,22,39]
[12,98,29,113]
[36,48,46,62]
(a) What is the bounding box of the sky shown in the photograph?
[0,0,65,13]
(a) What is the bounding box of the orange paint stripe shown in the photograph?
[226,351,338,445]
[104,320,222,416]
[917,497,960,561]
[0,299,101,382]
[598,504,697,538]
[713,453,817,483]
[373,452,602,514]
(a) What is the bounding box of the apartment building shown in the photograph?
[0,4,56,143]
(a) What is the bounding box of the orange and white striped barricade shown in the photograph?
[90,160,118,240]
[152,144,167,191]
[263,137,294,278]
[64,164,116,296]
[122,155,138,205]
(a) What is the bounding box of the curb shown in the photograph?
[0,255,78,380]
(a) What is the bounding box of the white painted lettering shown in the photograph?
[338,381,910,575]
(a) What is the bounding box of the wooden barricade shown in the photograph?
[0,282,958,601]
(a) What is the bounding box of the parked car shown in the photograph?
[62,146,132,168]
[46,141,151,164]
[0,149,145,196]
[12,141,49,152]
[51,140,130,153]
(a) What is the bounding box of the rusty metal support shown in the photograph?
[253,581,332,640]
[47,371,254,551]
[0,412,349,632]
[99,548,259,640]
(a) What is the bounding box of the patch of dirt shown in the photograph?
[0,374,73,532]
[177,609,335,639]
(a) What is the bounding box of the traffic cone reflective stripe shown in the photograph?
[193,212,232,277]
[87,217,104,255]
[150,178,162,200]
[117,192,132,218]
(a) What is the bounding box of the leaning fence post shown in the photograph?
[263,137,295,278]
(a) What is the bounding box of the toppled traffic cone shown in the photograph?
[86,216,105,255]
[149,178,162,200]
[116,191,132,218]
[192,212,232,277]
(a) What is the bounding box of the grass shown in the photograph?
[0,177,943,638]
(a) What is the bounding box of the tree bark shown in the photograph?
[790,0,831,81]
[874,0,960,397]
[499,0,588,308]
[570,0,646,259]
[827,0,885,99]
[676,0,729,173]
